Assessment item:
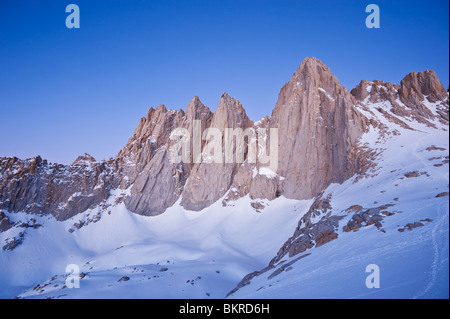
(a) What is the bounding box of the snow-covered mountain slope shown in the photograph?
[0,191,313,299]
[2,94,448,299]
[228,93,449,299]
[0,58,448,299]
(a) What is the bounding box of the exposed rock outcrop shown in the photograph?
[0,57,447,221]
[268,57,368,200]
[0,155,112,220]
[342,208,384,232]
[351,70,449,126]
[0,211,12,232]
[181,92,253,211]
[267,193,342,266]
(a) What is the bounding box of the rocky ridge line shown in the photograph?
[1,57,448,221]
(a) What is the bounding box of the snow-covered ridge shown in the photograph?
[2,90,448,298]
[1,59,448,299]
[227,92,449,299]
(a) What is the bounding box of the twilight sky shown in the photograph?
[0,0,448,164]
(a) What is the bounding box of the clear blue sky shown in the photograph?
[1,0,448,164]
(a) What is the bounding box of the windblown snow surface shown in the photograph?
[0,100,448,299]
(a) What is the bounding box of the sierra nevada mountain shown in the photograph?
[0,57,448,299]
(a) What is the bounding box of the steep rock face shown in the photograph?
[399,70,449,123]
[223,115,280,203]
[268,57,368,200]
[180,93,253,211]
[2,57,446,220]
[0,57,372,218]
[0,156,112,220]
[351,80,400,105]
[119,104,190,216]
[226,65,449,299]
[184,96,214,167]
[351,70,449,126]
[399,70,448,105]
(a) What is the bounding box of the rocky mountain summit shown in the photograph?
[1,57,448,299]
[0,57,448,222]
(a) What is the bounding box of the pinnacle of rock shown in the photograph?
[186,96,211,122]
[212,92,252,130]
[399,70,448,104]
[72,153,96,165]
[1,57,447,219]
